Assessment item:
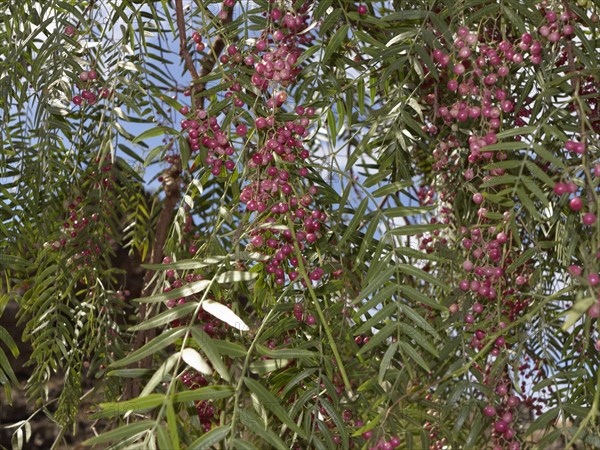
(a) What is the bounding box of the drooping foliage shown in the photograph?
[1,0,599,449]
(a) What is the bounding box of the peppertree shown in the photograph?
[0,1,599,449]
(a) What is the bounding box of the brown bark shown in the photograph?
[124,3,234,400]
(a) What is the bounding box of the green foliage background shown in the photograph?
[1,0,599,449]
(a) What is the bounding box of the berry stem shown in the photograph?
[284,212,354,397]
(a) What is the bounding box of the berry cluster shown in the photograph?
[181,111,237,176]
[179,1,328,289]
[180,370,218,432]
[47,158,117,270]
[414,4,600,447]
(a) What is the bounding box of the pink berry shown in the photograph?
[569,197,584,211]
[472,193,484,205]
[64,25,76,36]
[587,303,599,318]
[483,405,496,417]
[494,421,508,433]
[357,4,367,15]
[553,182,568,195]
[546,11,557,23]
[583,213,596,225]
[567,182,578,194]
[507,395,520,407]
[568,265,582,276]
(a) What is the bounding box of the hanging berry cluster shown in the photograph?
[176,1,327,289]
[180,370,218,432]
[414,3,598,449]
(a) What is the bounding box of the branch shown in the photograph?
[175,0,233,109]
[175,0,199,80]
[124,169,180,400]
[195,8,234,108]
[125,3,234,400]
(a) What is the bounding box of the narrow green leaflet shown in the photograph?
[319,398,349,450]
[562,297,595,331]
[398,264,449,290]
[255,344,318,361]
[140,353,180,397]
[109,328,187,368]
[322,24,349,64]
[496,125,537,139]
[400,285,444,311]
[249,359,291,375]
[357,322,397,355]
[82,420,155,446]
[244,377,307,439]
[190,328,231,381]
[135,280,211,303]
[524,407,560,437]
[91,394,165,419]
[215,271,258,283]
[372,181,413,198]
[378,342,398,384]
[129,302,199,331]
[240,409,288,450]
[142,256,227,270]
[231,438,259,450]
[338,197,369,247]
[398,341,431,372]
[188,425,231,450]
[390,223,447,236]
[132,125,178,143]
[172,385,234,403]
